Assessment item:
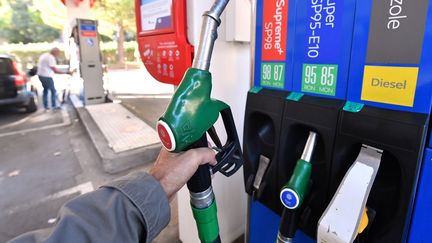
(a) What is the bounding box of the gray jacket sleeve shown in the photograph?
[9,172,171,243]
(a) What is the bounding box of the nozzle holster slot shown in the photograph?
[330,106,429,243]
[243,89,289,213]
[278,95,344,237]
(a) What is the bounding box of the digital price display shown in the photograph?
[140,0,173,32]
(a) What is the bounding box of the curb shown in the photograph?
[70,95,161,174]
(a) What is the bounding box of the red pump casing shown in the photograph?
[135,0,193,85]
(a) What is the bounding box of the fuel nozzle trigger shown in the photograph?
[207,107,244,177]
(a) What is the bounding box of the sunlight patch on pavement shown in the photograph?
[8,170,20,177]
[47,218,57,224]
[2,182,94,216]
[47,181,94,200]
[0,115,32,130]
[28,112,53,123]
[0,109,71,138]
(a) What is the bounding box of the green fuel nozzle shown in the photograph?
[156,0,243,177]
[157,68,243,176]
[280,131,317,210]
[277,131,318,243]
[156,1,244,242]
[157,68,228,152]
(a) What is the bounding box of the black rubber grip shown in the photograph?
[213,235,221,243]
[186,135,212,193]
[278,208,299,239]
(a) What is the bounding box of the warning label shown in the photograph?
[262,0,288,61]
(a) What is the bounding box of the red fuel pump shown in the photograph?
[135,0,194,85]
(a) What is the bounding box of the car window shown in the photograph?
[0,58,13,75]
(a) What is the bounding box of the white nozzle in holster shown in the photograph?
[318,145,383,243]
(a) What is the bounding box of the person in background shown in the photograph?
[37,48,72,111]
[9,147,217,243]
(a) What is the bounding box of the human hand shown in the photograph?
[150,148,216,200]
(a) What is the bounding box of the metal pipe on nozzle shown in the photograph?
[208,0,230,18]
[300,131,317,163]
[192,0,230,71]
[277,232,293,243]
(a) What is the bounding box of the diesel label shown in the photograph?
[371,78,407,89]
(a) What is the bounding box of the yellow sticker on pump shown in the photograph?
[361,65,419,107]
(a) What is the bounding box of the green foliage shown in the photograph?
[93,0,136,31]
[0,0,61,44]
[0,41,138,67]
[100,41,137,64]
[92,0,137,62]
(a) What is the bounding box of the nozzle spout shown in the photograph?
[300,131,317,163]
[192,0,230,71]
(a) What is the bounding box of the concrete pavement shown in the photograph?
[0,97,178,242]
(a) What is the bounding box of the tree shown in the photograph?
[0,0,61,43]
[92,0,135,64]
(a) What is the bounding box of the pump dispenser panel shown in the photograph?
[347,0,432,113]
[245,0,432,242]
[409,148,432,242]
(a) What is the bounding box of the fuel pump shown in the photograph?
[69,19,105,105]
[278,131,317,243]
[156,1,244,242]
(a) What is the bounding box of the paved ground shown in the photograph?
[0,67,249,243]
[0,92,179,242]
[106,67,173,126]
[119,96,171,126]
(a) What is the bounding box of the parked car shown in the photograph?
[0,55,37,112]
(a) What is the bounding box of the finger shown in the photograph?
[191,148,217,166]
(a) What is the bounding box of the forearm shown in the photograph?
[9,172,171,243]
[51,67,70,75]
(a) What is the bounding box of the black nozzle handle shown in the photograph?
[186,135,212,193]
[211,107,244,177]
[186,107,244,191]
